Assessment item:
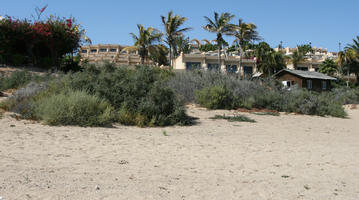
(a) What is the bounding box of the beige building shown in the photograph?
[173,51,257,77]
[274,47,338,72]
[80,44,153,65]
[80,44,337,77]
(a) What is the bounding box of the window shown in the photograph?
[282,80,294,88]
[297,67,308,71]
[186,62,201,70]
[243,66,253,75]
[99,48,107,52]
[307,80,312,90]
[226,65,237,73]
[322,81,327,90]
[207,63,219,71]
[90,49,97,53]
[81,49,87,53]
[109,48,117,52]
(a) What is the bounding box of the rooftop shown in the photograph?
[275,69,337,80]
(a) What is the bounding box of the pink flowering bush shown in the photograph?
[0,15,85,69]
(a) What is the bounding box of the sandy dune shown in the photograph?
[0,105,358,200]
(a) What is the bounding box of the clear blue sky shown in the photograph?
[1,0,358,51]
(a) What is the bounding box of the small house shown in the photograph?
[274,69,336,92]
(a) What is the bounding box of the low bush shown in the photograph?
[0,70,33,91]
[1,81,48,119]
[63,65,188,127]
[167,70,351,118]
[2,65,193,127]
[35,90,115,127]
[195,85,234,109]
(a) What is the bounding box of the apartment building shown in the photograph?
[173,51,257,77]
[80,44,153,65]
[274,47,338,71]
[80,44,337,78]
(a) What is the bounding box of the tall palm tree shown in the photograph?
[232,18,260,77]
[337,48,357,87]
[128,24,162,64]
[161,11,191,68]
[203,12,235,69]
[348,36,359,56]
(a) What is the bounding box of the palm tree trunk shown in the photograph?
[218,47,221,72]
[347,66,350,88]
[239,44,243,79]
[169,45,172,69]
[141,53,145,65]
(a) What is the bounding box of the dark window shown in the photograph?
[322,81,327,90]
[243,66,253,75]
[307,80,312,90]
[90,49,97,53]
[208,63,219,71]
[226,65,237,73]
[186,62,201,70]
[99,48,107,52]
[297,67,308,71]
[81,49,88,53]
[109,48,117,52]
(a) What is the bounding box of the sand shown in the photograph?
[0,105,358,200]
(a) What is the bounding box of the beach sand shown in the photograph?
[0,105,358,199]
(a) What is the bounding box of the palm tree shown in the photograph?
[318,58,338,76]
[174,36,191,55]
[203,12,235,69]
[128,24,162,64]
[161,11,191,68]
[337,47,358,87]
[291,50,304,69]
[290,44,312,69]
[232,18,260,77]
[348,36,359,56]
[254,42,285,76]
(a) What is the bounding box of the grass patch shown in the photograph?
[252,112,280,116]
[210,114,256,123]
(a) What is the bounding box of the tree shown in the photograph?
[173,35,191,55]
[337,48,357,87]
[161,11,191,68]
[337,36,359,85]
[149,44,169,66]
[348,36,359,56]
[318,58,338,76]
[231,18,260,77]
[199,43,218,52]
[203,12,235,68]
[290,44,313,68]
[254,42,285,76]
[128,24,162,64]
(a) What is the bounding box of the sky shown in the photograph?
[1,0,358,52]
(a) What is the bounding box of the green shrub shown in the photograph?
[64,65,189,127]
[169,71,348,118]
[0,16,84,69]
[195,85,234,109]
[35,90,115,127]
[0,70,33,91]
